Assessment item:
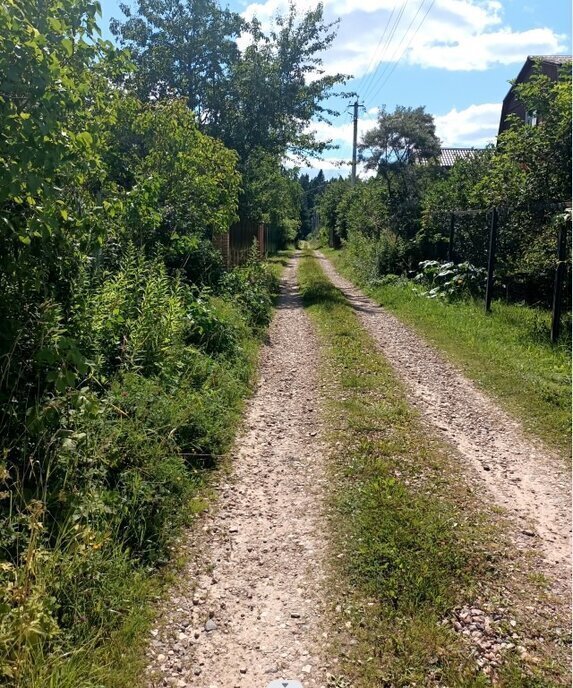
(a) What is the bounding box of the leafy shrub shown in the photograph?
[343,230,407,283]
[0,301,260,682]
[219,249,280,329]
[0,0,279,682]
[414,260,486,300]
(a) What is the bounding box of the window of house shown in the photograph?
[526,109,538,126]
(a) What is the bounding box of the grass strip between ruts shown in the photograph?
[322,247,571,458]
[297,251,566,688]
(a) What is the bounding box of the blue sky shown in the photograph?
[99,0,571,177]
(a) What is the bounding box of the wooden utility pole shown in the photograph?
[351,99,358,186]
[485,207,498,313]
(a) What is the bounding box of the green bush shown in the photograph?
[219,249,280,329]
[343,230,407,282]
[0,258,262,682]
[414,260,487,300]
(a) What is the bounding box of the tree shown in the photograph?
[239,148,301,245]
[474,67,572,207]
[110,0,242,126]
[112,1,348,183]
[360,105,440,171]
[418,64,572,302]
[359,106,440,243]
[419,148,495,264]
[299,170,326,238]
[472,66,572,301]
[316,177,350,242]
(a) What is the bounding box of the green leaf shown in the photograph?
[76,131,93,147]
[18,235,31,245]
[61,38,73,56]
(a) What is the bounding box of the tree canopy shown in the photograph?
[360,105,440,171]
[112,0,348,164]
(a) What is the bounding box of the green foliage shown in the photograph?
[110,0,242,121]
[222,4,347,161]
[343,230,406,282]
[113,0,348,162]
[329,69,572,309]
[316,177,350,243]
[359,105,441,242]
[239,149,302,245]
[414,260,487,300]
[297,254,492,685]
[0,0,285,683]
[360,105,441,169]
[103,97,241,250]
[219,248,280,329]
[299,170,325,238]
[299,252,570,686]
[0,246,265,683]
[112,0,347,229]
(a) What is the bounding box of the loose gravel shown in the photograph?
[317,252,571,593]
[145,254,329,688]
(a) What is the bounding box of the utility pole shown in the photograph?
[351,99,358,186]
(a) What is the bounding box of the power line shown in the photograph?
[358,3,398,104]
[361,0,409,104]
[370,0,437,104]
[362,0,408,103]
[368,0,430,97]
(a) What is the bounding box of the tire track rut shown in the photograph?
[146,254,328,688]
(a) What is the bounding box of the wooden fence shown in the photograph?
[213,221,281,267]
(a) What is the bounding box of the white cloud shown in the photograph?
[239,0,566,78]
[434,102,500,146]
[306,109,378,146]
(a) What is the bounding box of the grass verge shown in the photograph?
[298,251,569,687]
[322,247,571,457]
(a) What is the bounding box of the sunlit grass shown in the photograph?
[298,251,567,687]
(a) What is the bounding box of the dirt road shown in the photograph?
[146,255,328,688]
[145,251,570,687]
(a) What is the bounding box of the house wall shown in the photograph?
[498,59,568,135]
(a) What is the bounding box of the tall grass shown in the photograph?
[0,249,280,686]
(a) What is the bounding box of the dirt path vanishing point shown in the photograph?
[317,252,571,592]
[146,254,328,688]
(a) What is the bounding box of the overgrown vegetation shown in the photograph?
[325,247,571,456]
[111,0,347,244]
[308,65,571,454]
[298,252,569,687]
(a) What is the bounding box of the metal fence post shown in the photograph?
[551,216,569,344]
[447,212,455,262]
[485,207,498,313]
